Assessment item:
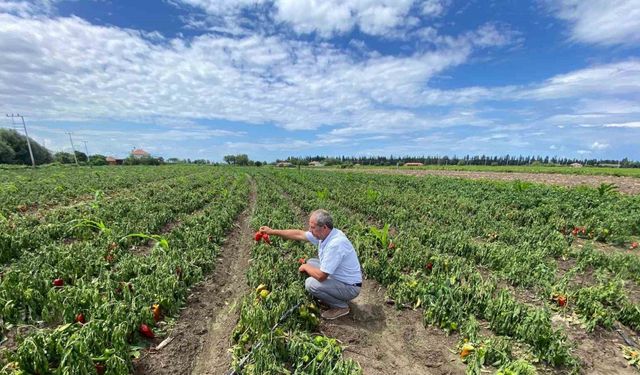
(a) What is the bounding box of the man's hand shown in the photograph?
[258,227,307,241]
[259,226,272,235]
[299,263,328,282]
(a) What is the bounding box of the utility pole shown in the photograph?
[6,114,36,168]
[82,140,90,164]
[66,132,79,166]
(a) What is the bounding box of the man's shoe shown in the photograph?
[321,307,350,320]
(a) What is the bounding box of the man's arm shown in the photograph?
[260,226,308,241]
[299,263,328,282]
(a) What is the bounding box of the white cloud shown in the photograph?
[471,23,516,48]
[525,60,640,99]
[549,0,640,46]
[0,0,55,16]
[574,99,640,114]
[590,141,609,150]
[172,0,268,15]
[577,150,591,155]
[176,0,454,38]
[0,13,496,135]
[274,0,419,37]
[1,4,637,160]
[604,121,640,128]
[421,0,449,17]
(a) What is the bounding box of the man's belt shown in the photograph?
[338,280,362,287]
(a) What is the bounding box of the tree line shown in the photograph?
[285,155,640,168]
[2,128,638,168]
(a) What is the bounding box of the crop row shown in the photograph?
[0,170,249,374]
[267,170,589,373]
[227,174,361,374]
[1,170,223,266]
[0,165,207,216]
[287,170,640,334]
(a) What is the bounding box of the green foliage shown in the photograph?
[0,128,52,165]
[54,151,76,164]
[597,182,618,196]
[369,224,390,248]
[89,154,108,166]
[224,154,253,166]
[316,187,329,201]
[123,155,163,165]
[0,168,250,373]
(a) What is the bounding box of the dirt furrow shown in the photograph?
[133,177,256,375]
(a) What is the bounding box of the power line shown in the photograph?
[82,140,91,166]
[66,132,80,166]
[6,114,36,168]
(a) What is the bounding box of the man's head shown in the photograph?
[309,209,333,240]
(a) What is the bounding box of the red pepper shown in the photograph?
[262,233,271,245]
[630,242,639,250]
[388,241,395,249]
[95,363,106,375]
[426,262,433,271]
[152,304,161,322]
[558,295,567,307]
[139,323,155,339]
[298,257,306,265]
[52,278,64,287]
[254,231,263,241]
[75,313,86,324]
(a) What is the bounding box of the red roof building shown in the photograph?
[131,149,150,159]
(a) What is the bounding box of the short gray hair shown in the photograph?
[310,209,333,229]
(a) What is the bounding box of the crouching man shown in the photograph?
[259,209,362,320]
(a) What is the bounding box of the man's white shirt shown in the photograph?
[305,228,362,285]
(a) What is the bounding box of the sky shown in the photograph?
[0,0,639,162]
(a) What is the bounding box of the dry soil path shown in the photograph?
[321,281,466,375]
[133,177,256,375]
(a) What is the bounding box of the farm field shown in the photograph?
[1,165,640,375]
[350,165,640,178]
[327,167,640,195]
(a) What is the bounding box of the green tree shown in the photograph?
[0,129,52,165]
[54,152,76,164]
[89,154,108,166]
[74,151,88,162]
[0,141,16,164]
[224,155,236,164]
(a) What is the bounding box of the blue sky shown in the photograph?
[1,0,639,162]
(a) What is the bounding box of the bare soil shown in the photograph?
[321,280,466,375]
[552,314,639,375]
[573,238,640,259]
[133,177,256,375]
[348,169,640,195]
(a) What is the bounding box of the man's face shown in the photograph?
[309,217,330,240]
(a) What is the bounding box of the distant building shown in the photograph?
[131,149,150,159]
[570,162,583,168]
[403,162,424,166]
[106,156,124,166]
[276,162,293,167]
[309,161,324,167]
